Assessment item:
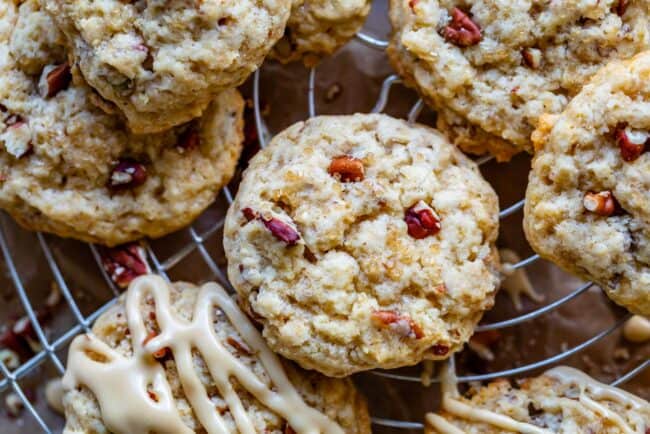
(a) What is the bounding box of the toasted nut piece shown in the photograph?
[430,343,450,356]
[38,64,71,98]
[583,191,616,216]
[262,217,300,246]
[108,159,147,191]
[522,48,542,69]
[242,207,258,222]
[617,0,629,16]
[371,310,424,339]
[328,155,365,182]
[443,8,482,47]
[99,242,150,289]
[616,126,647,162]
[405,201,441,239]
[226,337,252,355]
[142,331,168,359]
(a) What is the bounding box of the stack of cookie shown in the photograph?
[0,0,371,246]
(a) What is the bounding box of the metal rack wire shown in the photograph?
[0,18,647,434]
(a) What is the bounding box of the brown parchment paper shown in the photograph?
[0,1,647,432]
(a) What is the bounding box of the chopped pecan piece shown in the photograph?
[108,159,147,191]
[328,155,365,182]
[38,64,72,98]
[405,201,441,239]
[99,242,150,289]
[262,217,300,246]
[142,331,168,359]
[226,337,252,355]
[371,310,424,339]
[583,191,616,217]
[616,126,647,162]
[617,0,629,16]
[521,48,542,69]
[431,343,450,356]
[443,8,482,47]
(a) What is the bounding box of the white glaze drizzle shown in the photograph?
[426,365,650,434]
[63,275,343,434]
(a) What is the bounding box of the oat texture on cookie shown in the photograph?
[224,114,500,377]
[0,0,244,246]
[525,51,650,316]
[388,0,650,161]
[62,275,371,434]
[425,366,650,433]
[45,0,291,133]
[270,0,371,66]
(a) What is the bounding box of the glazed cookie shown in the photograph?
[45,0,290,133]
[223,114,500,377]
[426,366,650,433]
[0,0,244,246]
[388,0,650,161]
[62,275,371,434]
[270,0,371,66]
[525,52,650,316]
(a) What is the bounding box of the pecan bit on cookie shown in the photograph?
[328,155,365,182]
[142,331,169,359]
[443,8,482,47]
[38,63,72,98]
[262,217,300,246]
[617,0,629,16]
[583,191,616,217]
[405,201,441,239]
[99,242,150,289]
[616,125,647,162]
[226,337,252,355]
[108,159,147,191]
[521,48,542,69]
[430,343,450,356]
[371,310,424,339]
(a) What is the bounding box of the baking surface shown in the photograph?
[0,1,647,432]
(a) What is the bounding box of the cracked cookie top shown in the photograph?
[525,51,650,316]
[224,113,500,377]
[388,0,650,161]
[0,0,244,246]
[270,0,371,66]
[45,0,290,133]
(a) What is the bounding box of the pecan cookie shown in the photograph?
[426,366,650,433]
[270,0,371,66]
[388,0,650,161]
[62,275,371,434]
[0,0,244,246]
[45,0,290,134]
[525,52,650,316]
[223,114,500,377]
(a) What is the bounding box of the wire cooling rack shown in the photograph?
[0,3,648,433]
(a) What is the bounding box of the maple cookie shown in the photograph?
[223,114,500,377]
[270,0,371,66]
[0,0,244,246]
[525,52,650,316]
[45,0,290,134]
[387,0,650,161]
[426,366,650,433]
[62,275,371,434]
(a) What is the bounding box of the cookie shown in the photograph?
[45,0,290,133]
[270,0,371,66]
[525,52,650,316]
[426,366,650,433]
[0,0,244,247]
[62,275,371,434]
[387,0,650,161]
[223,114,500,377]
